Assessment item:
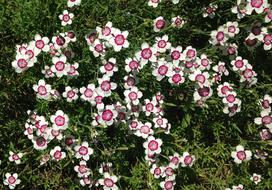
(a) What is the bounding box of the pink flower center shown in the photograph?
[26,50,34,59]
[140,125,150,134]
[129,60,139,70]
[17,59,28,68]
[114,34,125,45]
[251,0,263,8]
[243,69,253,78]
[201,59,209,66]
[198,87,210,97]
[95,95,103,104]
[164,181,173,190]
[126,77,136,86]
[172,74,182,83]
[130,121,138,129]
[216,31,225,41]
[165,167,174,176]
[36,40,45,49]
[95,44,103,53]
[155,19,165,29]
[186,49,196,58]
[141,48,152,59]
[55,61,65,71]
[158,65,168,75]
[102,110,113,121]
[84,89,93,98]
[221,86,230,95]
[56,36,66,46]
[171,157,179,165]
[154,168,161,175]
[184,155,193,165]
[104,178,114,187]
[237,151,246,160]
[8,176,16,184]
[54,115,65,126]
[79,165,87,173]
[146,103,154,112]
[227,46,236,55]
[171,50,180,60]
[101,81,111,91]
[148,140,159,151]
[36,137,46,147]
[104,62,114,71]
[38,85,47,95]
[156,118,163,125]
[129,92,138,100]
[226,94,236,103]
[262,100,270,109]
[67,90,75,98]
[79,146,88,155]
[235,60,244,68]
[158,40,166,48]
[262,115,272,124]
[195,74,206,84]
[54,150,62,159]
[62,14,70,22]
[228,26,236,33]
[12,154,19,160]
[102,27,111,36]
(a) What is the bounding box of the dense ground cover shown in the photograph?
[1,0,272,189]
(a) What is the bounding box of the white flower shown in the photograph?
[98,172,119,190]
[59,10,74,26]
[8,151,23,164]
[153,16,166,32]
[33,79,52,100]
[250,173,261,185]
[231,145,252,164]
[143,136,163,155]
[62,86,79,102]
[4,173,21,189]
[50,110,69,130]
[67,0,81,7]
[148,0,161,8]
[109,29,129,52]
[51,55,70,78]
[50,146,66,161]
[74,141,94,161]
[180,152,195,167]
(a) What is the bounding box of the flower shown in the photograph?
[32,136,48,150]
[50,146,66,161]
[62,86,79,102]
[150,164,163,178]
[203,4,218,18]
[153,16,166,32]
[74,160,91,177]
[97,105,118,126]
[8,151,23,164]
[246,0,268,15]
[224,22,240,38]
[80,84,96,102]
[109,29,129,52]
[124,86,143,105]
[125,57,141,73]
[59,10,74,26]
[254,109,272,128]
[210,26,228,46]
[100,58,118,76]
[135,122,154,139]
[67,0,81,7]
[148,0,161,8]
[89,39,106,57]
[171,16,185,28]
[180,152,195,167]
[97,75,117,97]
[31,34,50,54]
[97,22,113,40]
[250,173,261,185]
[67,62,79,77]
[136,42,157,65]
[98,172,119,190]
[159,176,176,190]
[154,35,171,53]
[12,53,34,73]
[74,141,94,161]
[3,173,21,189]
[33,79,52,100]
[152,59,171,81]
[51,55,70,78]
[143,136,163,155]
[230,56,248,72]
[231,145,252,164]
[232,0,247,19]
[50,110,69,130]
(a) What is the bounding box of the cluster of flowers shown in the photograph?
[232,0,272,50]
[255,94,272,140]
[147,0,180,8]
[149,152,195,190]
[153,16,186,33]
